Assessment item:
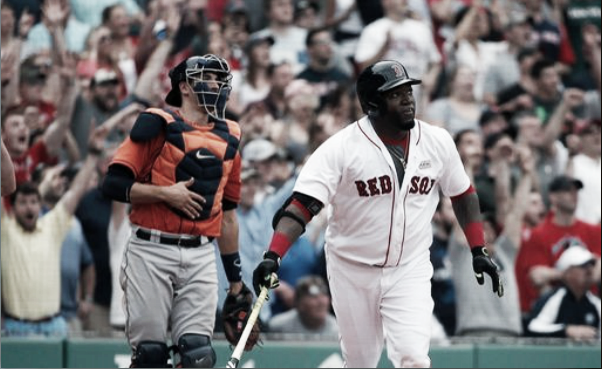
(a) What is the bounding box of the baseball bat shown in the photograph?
[226,274,277,368]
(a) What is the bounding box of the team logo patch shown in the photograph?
[392,64,405,78]
[196,151,214,160]
[419,160,431,169]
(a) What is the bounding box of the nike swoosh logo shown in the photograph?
[196,151,214,160]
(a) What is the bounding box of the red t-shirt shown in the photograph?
[2,140,57,211]
[515,214,601,313]
[12,140,56,185]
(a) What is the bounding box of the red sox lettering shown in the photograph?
[409,176,436,195]
[354,175,435,197]
[355,175,393,197]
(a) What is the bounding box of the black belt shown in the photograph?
[4,312,60,324]
[135,228,212,248]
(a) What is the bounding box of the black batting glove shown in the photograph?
[252,251,281,296]
[471,246,504,297]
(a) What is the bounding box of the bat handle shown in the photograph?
[226,358,239,368]
[227,274,276,366]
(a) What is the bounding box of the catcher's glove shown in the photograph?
[222,283,261,351]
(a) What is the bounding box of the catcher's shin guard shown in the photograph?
[177,334,216,368]
[130,341,171,368]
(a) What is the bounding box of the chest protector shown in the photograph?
[146,108,240,221]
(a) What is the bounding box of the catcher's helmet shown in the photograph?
[356,60,421,117]
[165,54,232,120]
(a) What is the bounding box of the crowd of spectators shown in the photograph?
[1,0,600,342]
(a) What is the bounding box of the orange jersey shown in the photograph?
[111,108,242,237]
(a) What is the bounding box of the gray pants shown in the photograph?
[121,228,218,348]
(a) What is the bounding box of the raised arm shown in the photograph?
[42,55,78,157]
[489,136,515,225]
[58,124,106,214]
[133,35,176,102]
[582,24,601,94]
[502,146,535,248]
[357,30,392,72]
[542,88,584,154]
[1,43,21,110]
[43,0,70,68]
[1,137,16,196]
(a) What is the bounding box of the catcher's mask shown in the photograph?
[356,60,421,117]
[165,54,232,120]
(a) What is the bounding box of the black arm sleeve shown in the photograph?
[102,164,136,203]
[222,199,238,211]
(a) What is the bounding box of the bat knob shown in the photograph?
[227,358,239,368]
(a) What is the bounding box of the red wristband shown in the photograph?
[464,221,485,249]
[269,232,293,257]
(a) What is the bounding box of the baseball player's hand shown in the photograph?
[162,178,206,219]
[252,251,281,296]
[471,246,504,297]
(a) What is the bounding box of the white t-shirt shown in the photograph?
[252,27,308,75]
[294,117,470,267]
[446,39,507,100]
[354,18,441,81]
[572,154,601,224]
[231,72,271,113]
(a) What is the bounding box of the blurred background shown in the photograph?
[1,0,600,367]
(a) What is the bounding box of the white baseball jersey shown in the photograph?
[294,117,470,268]
[294,117,470,367]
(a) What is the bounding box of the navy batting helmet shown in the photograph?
[165,54,232,120]
[356,60,421,117]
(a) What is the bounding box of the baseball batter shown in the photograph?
[253,60,504,368]
[102,54,250,368]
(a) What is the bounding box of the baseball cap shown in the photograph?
[225,0,248,14]
[555,247,596,272]
[91,69,119,87]
[295,0,320,15]
[295,276,329,301]
[548,175,584,193]
[242,139,279,162]
[245,32,275,53]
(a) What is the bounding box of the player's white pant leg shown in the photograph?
[381,258,433,368]
[326,250,385,368]
[121,236,178,347]
[170,244,218,342]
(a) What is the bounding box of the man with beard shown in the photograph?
[38,164,95,334]
[0,125,106,337]
[253,60,503,368]
[1,83,75,188]
[70,69,122,157]
[296,29,351,100]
